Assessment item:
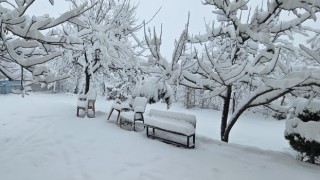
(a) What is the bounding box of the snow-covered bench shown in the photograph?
[87,89,97,118]
[144,109,197,149]
[77,93,87,117]
[119,97,148,131]
[76,89,97,118]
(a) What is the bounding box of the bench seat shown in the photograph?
[144,109,197,149]
[144,116,195,136]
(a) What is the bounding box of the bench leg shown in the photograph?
[133,114,145,132]
[107,108,114,120]
[87,107,95,118]
[77,107,86,117]
[146,127,149,137]
[116,110,121,124]
[193,134,195,144]
[187,136,190,148]
[92,105,95,118]
[133,120,136,131]
[142,115,145,129]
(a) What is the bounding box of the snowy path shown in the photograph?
[0,93,319,180]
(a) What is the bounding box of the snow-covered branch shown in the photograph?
[0,0,88,84]
[144,0,320,142]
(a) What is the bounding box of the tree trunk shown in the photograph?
[74,79,79,94]
[84,68,91,94]
[222,101,249,142]
[232,92,236,113]
[101,82,106,96]
[201,89,205,109]
[222,115,239,143]
[20,66,24,91]
[186,87,191,109]
[221,85,232,142]
[193,89,196,107]
[84,52,91,94]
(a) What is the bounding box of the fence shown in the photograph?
[0,80,21,94]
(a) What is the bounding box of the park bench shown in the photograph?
[107,98,131,123]
[87,89,97,118]
[119,97,148,131]
[77,93,87,117]
[76,89,97,118]
[107,97,148,131]
[144,109,197,149]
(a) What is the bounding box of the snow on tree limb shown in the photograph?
[300,44,320,64]
[60,0,144,94]
[0,0,88,85]
[40,2,92,30]
[0,63,20,80]
[49,0,54,6]
[145,0,320,142]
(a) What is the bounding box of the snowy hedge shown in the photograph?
[284,98,320,164]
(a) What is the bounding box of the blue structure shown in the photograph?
[0,80,21,94]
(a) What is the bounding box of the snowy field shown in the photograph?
[0,93,319,180]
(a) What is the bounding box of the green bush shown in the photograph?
[285,98,320,165]
[285,133,320,164]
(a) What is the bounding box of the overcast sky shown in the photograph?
[132,0,215,58]
[24,0,320,58]
[25,0,212,58]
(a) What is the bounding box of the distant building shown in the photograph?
[0,80,52,94]
[0,80,21,94]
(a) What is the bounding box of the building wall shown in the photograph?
[0,80,51,94]
[0,80,20,94]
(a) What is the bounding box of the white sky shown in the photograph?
[130,0,213,58]
[23,0,320,58]
[25,0,213,58]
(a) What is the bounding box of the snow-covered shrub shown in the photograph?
[132,77,174,109]
[285,98,320,164]
[105,82,129,102]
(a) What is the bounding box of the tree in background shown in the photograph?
[145,0,320,142]
[0,0,90,95]
[62,0,145,95]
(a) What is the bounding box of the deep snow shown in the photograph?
[0,93,319,180]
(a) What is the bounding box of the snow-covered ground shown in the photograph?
[0,93,319,180]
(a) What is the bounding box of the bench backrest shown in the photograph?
[148,109,197,127]
[132,97,148,111]
[78,93,87,100]
[87,89,97,100]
